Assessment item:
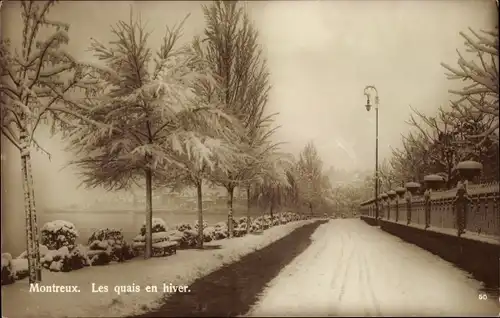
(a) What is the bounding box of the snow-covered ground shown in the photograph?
[247,219,500,317]
[2,220,314,318]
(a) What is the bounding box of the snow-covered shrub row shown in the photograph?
[2,212,305,280]
[140,218,167,236]
[40,241,134,272]
[13,225,141,276]
[40,220,79,250]
[132,212,306,250]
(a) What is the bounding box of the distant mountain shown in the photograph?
[326,165,371,187]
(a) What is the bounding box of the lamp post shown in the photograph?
[363,85,380,221]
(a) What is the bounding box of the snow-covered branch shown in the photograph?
[441,26,499,146]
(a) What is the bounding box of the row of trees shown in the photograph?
[371,24,499,193]
[1,0,334,284]
[249,141,335,219]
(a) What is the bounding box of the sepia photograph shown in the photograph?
[1,0,499,317]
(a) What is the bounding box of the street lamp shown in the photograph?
[363,85,380,221]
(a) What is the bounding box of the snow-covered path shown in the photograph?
[247,219,499,317]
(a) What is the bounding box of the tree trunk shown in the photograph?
[269,187,275,219]
[19,129,39,283]
[446,162,453,189]
[196,180,204,249]
[246,186,251,234]
[226,186,235,238]
[144,168,153,259]
[276,185,281,209]
[20,135,34,283]
[26,154,41,281]
[309,202,313,216]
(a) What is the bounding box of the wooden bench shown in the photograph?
[152,241,178,257]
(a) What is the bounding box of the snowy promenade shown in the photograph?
[247,219,500,317]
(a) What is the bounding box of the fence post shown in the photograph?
[454,180,470,237]
[381,193,388,220]
[453,161,482,236]
[387,190,396,221]
[424,189,431,229]
[406,192,412,225]
[395,197,399,222]
[423,174,445,230]
[395,186,406,223]
[405,182,421,225]
[387,198,391,220]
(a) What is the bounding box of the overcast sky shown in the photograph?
[1,0,498,208]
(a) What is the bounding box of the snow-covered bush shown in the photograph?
[193,220,208,231]
[238,217,249,225]
[283,212,292,222]
[203,226,215,242]
[272,217,280,226]
[41,220,79,250]
[1,253,14,285]
[234,223,247,237]
[132,231,175,253]
[249,222,260,233]
[261,216,271,230]
[212,222,228,240]
[87,228,134,262]
[140,218,167,235]
[176,223,192,232]
[41,245,90,272]
[250,217,263,233]
[180,229,198,248]
[121,242,136,260]
[67,245,91,269]
[87,241,112,266]
[86,249,110,267]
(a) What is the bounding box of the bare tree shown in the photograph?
[0,0,100,283]
[378,158,397,192]
[441,26,499,146]
[390,131,431,183]
[407,106,465,187]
